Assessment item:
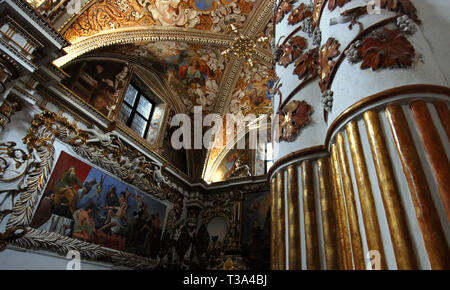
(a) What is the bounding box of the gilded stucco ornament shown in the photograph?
[355,28,416,71]
[277,100,312,142]
[319,38,340,92]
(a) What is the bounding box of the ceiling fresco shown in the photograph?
[100,41,225,114]
[53,0,275,181]
[63,0,256,43]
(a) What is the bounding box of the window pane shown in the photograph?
[124,84,138,106]
[118,104,132,124]
[137,96,153,119]
[130,114,148,137]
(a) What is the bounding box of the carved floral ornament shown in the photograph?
[273,0,421,121]
[276,100,312,142]
[0,110,186,269]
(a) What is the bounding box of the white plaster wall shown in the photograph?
[0,247,120,270]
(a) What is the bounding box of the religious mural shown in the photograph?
[30,151,168,259]
[102,42,224,114]
[62,60,130,117]
[228,63,274,117]
[241,191,271,270]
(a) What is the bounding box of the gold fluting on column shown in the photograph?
[276,171,286,270]
[363,110,418,269]
[270,177,278,270]
[330,144,354,270]
[317,157,340,270]
[411,100,450,218]
[386,104,450,269]
[336,133,366,270]
[346,121,387,270]
[434,101,450,141]
[287,165,301,270]
[302,160,320,269]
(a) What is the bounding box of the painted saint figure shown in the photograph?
[54,166,83,214]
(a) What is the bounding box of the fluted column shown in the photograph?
[346,121,387,269]
[410,101,450,218]
[276,171,286,270]
[317,157,340,269]
[287,165,301,269]
[302,160,320,269]
[386,103,450,269]
[363,110,418,269]
[336,133,366,269]
[270,177,278,269]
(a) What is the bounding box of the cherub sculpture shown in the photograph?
[83,126,120,148]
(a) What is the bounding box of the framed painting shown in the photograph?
[0,110,185,269]
[30,151,168,259]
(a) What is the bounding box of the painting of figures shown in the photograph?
[241,191,271,270]
[101,42,224,114]
[30,151,167,259]
[62,61,130,117]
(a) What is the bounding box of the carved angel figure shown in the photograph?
[83,126,120,148]
[152,164,170,189]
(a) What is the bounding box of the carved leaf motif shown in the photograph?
[328,0,352,11]
[340,5,368,30]
[319,38,340,92]
[278,100,312,142]
[380,0,419,22]
[278,36,307,67]
[275,0,297,23]
[357,28,415,70]
[288,3,312,25]
[293,48,319,80]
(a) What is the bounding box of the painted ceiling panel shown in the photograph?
[100,41,225,114]
[63,0,256,43]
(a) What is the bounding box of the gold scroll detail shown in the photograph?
[330,144,354,270]
[363,110,418,269]
[317,157,340,270]
[302,160,320,269]
[287,164,301,270]
[386,104,450,269]
[270,177,278,269]
[276,171,286,270]
[336,133,366,270]
[346,121,387,269]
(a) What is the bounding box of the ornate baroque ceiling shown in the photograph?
[39,0,276,181]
